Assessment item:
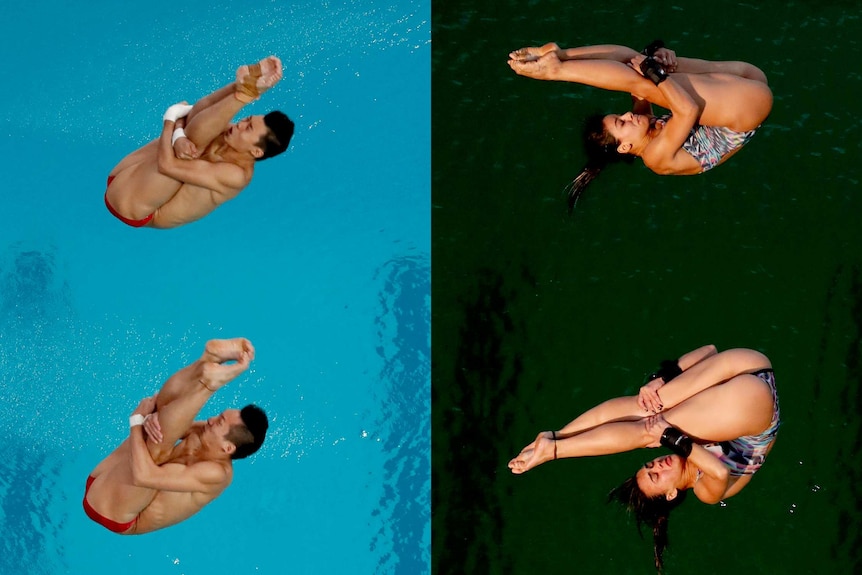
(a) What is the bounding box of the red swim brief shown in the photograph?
[83,475,138,534]
[104,176,155,227]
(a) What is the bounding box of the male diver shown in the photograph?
[83,338,268,534]
[105,56,295,228]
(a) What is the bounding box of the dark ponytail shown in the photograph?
[608,475,688,572]
[566,114,634,213]
[564,164,604,213]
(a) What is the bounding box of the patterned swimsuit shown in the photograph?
[658,114,759,172]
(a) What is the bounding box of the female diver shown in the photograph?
[507,42,773,210]
[508,345,780,571]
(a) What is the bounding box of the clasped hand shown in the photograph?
[132,395,164,443]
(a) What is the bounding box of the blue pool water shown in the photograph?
[0,1,429,574]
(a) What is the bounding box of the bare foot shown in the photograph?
[200,351,251,392]
[508,42,559,62]
[507,51,561,80]
[235,56,283,101]
[202,338,255,363]
[513,430,551,456]
[508,432,556,474]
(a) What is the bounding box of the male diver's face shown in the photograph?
[636,453,682,498]
[204,408,242,447]
[225,115,268,157]
[604,112,648,151]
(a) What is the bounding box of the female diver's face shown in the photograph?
[636,453,683,498]
[603,112,649,152]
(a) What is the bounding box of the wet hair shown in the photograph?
[256,111,295,160]
[608,474,688,573]
[565,113,634,213]
[227,404,269,460]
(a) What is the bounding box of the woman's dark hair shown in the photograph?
[227,404,269,460]
[608,475,688,573]
[256,111,295,160]
[565,113,634,213]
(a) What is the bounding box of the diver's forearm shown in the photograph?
[156,121,180,176]
[129,425,158,486]
[654,75,700,117]
[689,444,729,481]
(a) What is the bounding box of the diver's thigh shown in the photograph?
[662,374,773,441]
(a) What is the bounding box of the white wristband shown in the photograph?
[171,128,187,146]
[129,414,146,428]
[163,103,194,122]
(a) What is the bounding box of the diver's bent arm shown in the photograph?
[638,76,701,174]
[157,120,180,175]
[631,95,653,116]
[689,446,730,504]
[130,424,228,493]
[650,74,699,123]
[129,425,160,487]
[156,120,245,196]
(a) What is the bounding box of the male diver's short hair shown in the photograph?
[227,404,269,459]
[257,111,295,160]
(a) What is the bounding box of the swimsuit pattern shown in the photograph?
[659,114,758,172]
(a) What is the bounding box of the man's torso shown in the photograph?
[88,436,231,534]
